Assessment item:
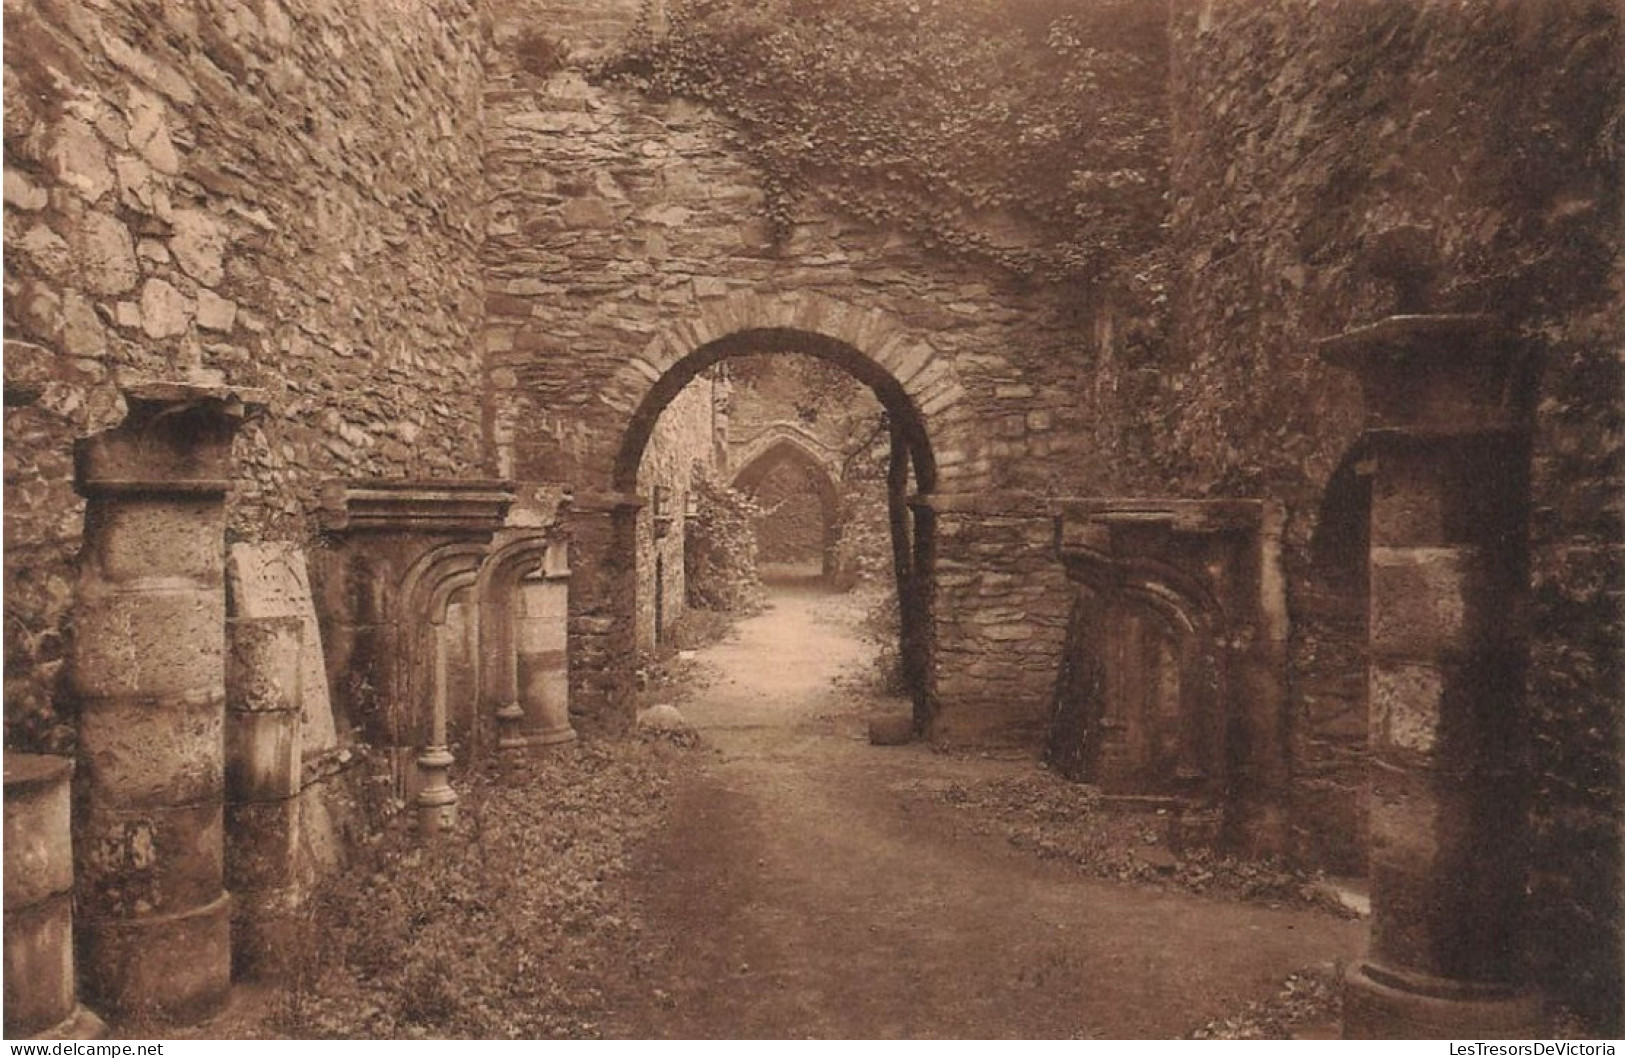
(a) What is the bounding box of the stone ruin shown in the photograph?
[6,381,578,1029]
[3,0,1618,1039]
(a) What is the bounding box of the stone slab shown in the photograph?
[226,544,337,756]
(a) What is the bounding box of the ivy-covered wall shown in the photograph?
[4,0,492,755]
[480,0,1121,741]
[1162,0,1621,1028]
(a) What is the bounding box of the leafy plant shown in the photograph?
[598,0,1170,286]
[683,471,763,611]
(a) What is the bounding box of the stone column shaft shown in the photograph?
[4,755,105,1039]
[224,615,304,979]
[1364,435,1527,981]
[515,572,575,746]
[416,621,459,833]
[1320,315,1539,1038]
[69,382,264,1024]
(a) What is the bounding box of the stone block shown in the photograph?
[226,544,337,756]
[226,615,303,713]
[231,884,308,981]
[68,589,224,701]
[224,798,301,891]
[3,167,48,211]
[80,892,231,1023]
[76,695,224,807]
[46,117,114,203]
[3,894,75,1037]
[225,709,300,802]
[1369,660,1444,755]
[71,211,139,295]
[1370,546,1494,658]
[195,289,237,332]
[139,277,194,339]
[3,755,75,907]
[76,800,225,917]
[168,209,225,286]
[81,500,225,584]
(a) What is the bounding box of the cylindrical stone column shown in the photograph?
[4,754,105,1039]
[1320,316,1540,1038]
[224,614,304,980]
[515,568,575,746]
[416,619,459,833]
[69,382,263,1023]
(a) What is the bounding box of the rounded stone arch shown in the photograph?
[601,291,966,728]
[604,291,975,496]
[730,432,844,579]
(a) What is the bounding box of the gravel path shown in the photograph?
[613,584,1366,1039]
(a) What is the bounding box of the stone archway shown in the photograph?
[574,292,972,731]
[729,429,844,579]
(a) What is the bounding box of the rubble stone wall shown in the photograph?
[3,0,493,753]
[481,0,1114,739]
[633,375,717,650]
[1162,0,1621,1026]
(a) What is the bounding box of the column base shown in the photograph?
[415,749,459,834]
[81,891,233,1025]
[1343,962,1542,1039]
[34,1005,108,1041]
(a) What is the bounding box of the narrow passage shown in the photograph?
[617,583,1366,1039]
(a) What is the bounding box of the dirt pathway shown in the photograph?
[616,585,1365,1039]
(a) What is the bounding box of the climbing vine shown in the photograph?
[684,471,764,611]
[599,0,1170,286]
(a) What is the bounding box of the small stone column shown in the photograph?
[1320,315,1540,1038]
[224,615,304,979]
[416,575,473,834]
[4,754,105,1039]
[69,381,264,1023]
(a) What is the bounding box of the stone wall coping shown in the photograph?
[2,752,73,793]
[916,492,1266,530]
[1057,498,1265,535]
[910,491,1057,517]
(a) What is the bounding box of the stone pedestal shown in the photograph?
[1320,315,1541,1038]
[1053,499,1289,854]
[224,615,304,979]
[317,480,513,835]
[4,754,106,1039]
[69,381,265,1023]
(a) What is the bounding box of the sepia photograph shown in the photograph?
[1,0,1620,1042]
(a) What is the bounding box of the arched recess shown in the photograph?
[729,420,844,480]
[603,294,969,727]
[730,435,843,578]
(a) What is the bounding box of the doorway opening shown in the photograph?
[613,328,938,726]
